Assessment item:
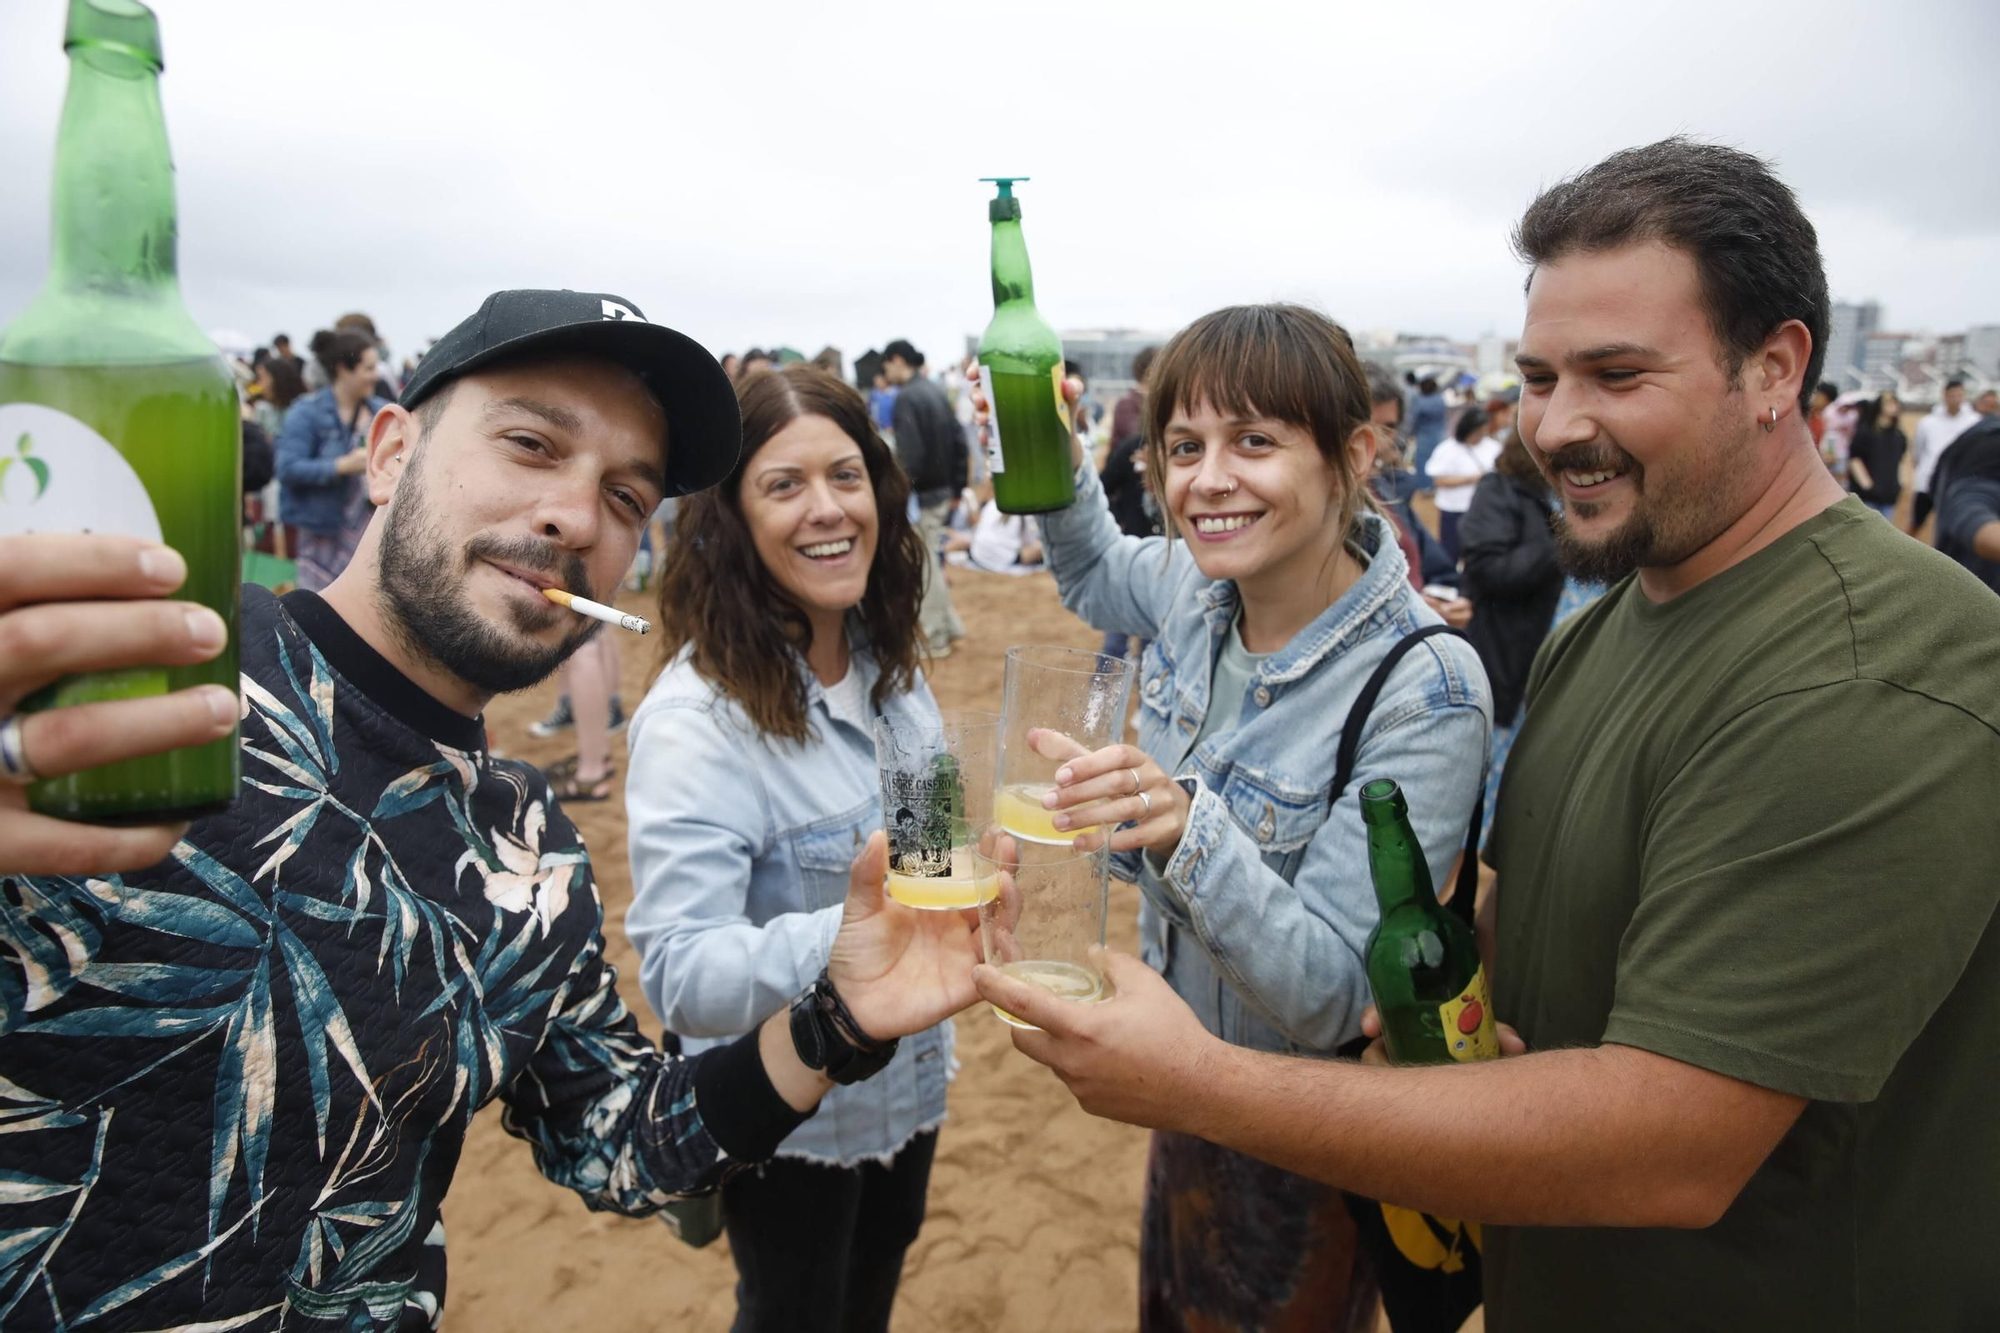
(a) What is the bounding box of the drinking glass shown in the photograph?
[974,827,1111,1029]
[874,710,1001,910]
[995,645,1136,845]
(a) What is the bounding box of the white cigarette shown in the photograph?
[543,587,650,634]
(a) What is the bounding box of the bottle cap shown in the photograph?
[981,176,1028,223]
[66,0,163,71]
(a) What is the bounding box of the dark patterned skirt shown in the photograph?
[1140,1129,1379,1333]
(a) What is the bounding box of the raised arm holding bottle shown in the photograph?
[974,303,1491,1333]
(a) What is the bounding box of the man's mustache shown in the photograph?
[464,535,590,599]
[1538,443,1640,477]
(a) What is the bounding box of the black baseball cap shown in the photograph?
[399,289,741,497]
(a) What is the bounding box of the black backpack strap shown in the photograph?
[1332,624,1483,927]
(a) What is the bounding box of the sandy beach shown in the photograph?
[445,562,1165,1332]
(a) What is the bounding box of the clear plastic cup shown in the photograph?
[874,710,1001,910]
[974,826,1111,1029]
[996,645,1136,846]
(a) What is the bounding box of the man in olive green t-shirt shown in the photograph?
[972,137,2000,1332]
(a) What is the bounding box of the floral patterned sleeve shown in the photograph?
[496,923,811,1214]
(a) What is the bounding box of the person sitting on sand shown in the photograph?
[945,476,1046,574]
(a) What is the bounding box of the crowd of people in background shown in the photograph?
[223,295,2000,858]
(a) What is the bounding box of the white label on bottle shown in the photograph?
[0,403,163,541]
[978,359,1005,475]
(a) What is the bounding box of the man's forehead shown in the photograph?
[1520,243,1706,352]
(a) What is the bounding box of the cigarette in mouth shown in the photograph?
[542,587,651,635]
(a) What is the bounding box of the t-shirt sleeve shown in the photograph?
[1602,680,2000,1102]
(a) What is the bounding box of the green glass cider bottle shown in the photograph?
[1360,779,1498,1065]
[0,0,242,821]
[976,178,1075,515]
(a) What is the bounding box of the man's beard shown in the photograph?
[375,448,599,695]
[1544,408,1749,585]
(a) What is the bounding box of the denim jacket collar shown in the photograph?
[1194,511,1411,688]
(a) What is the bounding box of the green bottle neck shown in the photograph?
[1365,806,1440,915]
[990,218,1036,307]
[50,42,181,299]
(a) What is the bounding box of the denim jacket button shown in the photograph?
[1256,803,1277,842]
[1146,676,1163,698]
[1253,685,1272,708]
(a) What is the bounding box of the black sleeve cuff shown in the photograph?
[690,1028,813,1164]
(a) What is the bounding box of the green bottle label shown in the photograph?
[0,402,162,539]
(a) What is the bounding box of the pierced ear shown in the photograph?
[364,405,415,506]
[1753,319,1814,409]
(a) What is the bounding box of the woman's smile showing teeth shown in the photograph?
[800,538,854,561]
[1191,513,1264,539]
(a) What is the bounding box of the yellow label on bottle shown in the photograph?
[1050,363,1072,434]
[1438,966,1498,1062]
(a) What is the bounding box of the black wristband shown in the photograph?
[788,969,899,1086]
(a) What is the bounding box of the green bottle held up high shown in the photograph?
[0,0,242,822]
[976,178,1075,515]
[1360,778,1498,1065]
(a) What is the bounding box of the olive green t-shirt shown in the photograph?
[1485,498,2000,1332]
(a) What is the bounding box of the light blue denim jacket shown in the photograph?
[624,639,952,1166]
[1043,463,1492,1055]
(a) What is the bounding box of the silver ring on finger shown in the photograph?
[1127,767,1143,795]
[1136,789,1153,819]
[0,713,39,785]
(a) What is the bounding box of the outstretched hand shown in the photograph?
[973,946,1222,1132]
[828,831,985,1041]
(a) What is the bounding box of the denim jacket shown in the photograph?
[624,638,953,1166]
[1042,463,1492,1055]
[276,388,385,534]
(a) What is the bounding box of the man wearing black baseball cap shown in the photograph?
[0,291,986,1326]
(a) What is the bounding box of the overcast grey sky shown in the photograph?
[4,0,1997,371]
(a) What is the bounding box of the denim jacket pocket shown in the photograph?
[791,809,869,911]
[1217,766,1327,877]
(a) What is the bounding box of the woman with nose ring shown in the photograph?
[978,304,1491,1331]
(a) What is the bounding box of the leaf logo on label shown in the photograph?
[0,404,162,540]
[0,432,52,504]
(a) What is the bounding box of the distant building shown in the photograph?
[1825,301,1880,388]
[1864,333,1908,379]
[1936,334,1969,381]
[1476,333,1515,376]
[1966,326,2000,379]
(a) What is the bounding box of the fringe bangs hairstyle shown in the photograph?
[1142,303,1386,545]
[657,364,927,742]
